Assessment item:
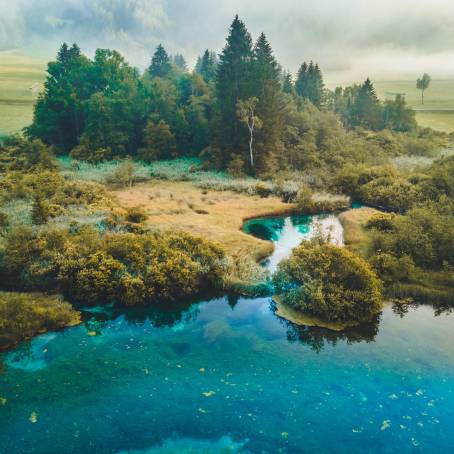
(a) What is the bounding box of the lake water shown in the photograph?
[1,214,454,453]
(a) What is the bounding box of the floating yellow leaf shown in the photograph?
[199,368,205,373]
[87,331,97,336]
[29,412,38,423]
[202,391,216,397]
[281,432,289,439]
[0,397,6,406]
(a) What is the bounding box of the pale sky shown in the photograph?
[2,0,454,82]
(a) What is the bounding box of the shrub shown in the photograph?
[365,212,395,232]
[369,252,416,284]
[273,240,383,323]
[125,206,148,224]
[0,292,80,350]
[106,159,137,187]
[0,226,227,306]
[359,176,422,212]
[297,187,350,214]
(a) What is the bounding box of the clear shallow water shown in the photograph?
[1,215,454,454]
[243,213,343,272]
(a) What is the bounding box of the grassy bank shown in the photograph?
[338,207,378,255]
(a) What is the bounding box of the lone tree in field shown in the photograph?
[237,97,262,171]
[416,73,431,105]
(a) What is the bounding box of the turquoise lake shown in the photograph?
[1,214,454,453]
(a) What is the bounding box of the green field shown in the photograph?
[374,79,454,133]
[0,51,45,137]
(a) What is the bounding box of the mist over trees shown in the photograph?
[25,15,418,176]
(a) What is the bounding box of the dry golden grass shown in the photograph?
[338,207,379,255]
[112,180,297,260]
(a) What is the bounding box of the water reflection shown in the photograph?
[272,302,380,352]
[80,298,204,335]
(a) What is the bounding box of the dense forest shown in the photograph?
[2,15,454,348]
[25,16,418,174]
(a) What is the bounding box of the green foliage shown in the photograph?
[139,120,176,161]
[0,292,80,350]
[382,95,417,132]
[365,212,395,232]
[0,225,227,306]
[125,206,147,224]
[295,61,325,107]
[149,44,172,79]
[297,188,350,214]
[195,50,218,83]
[31,195,50,225]
[416,73,431,105]
[273,240,383,323]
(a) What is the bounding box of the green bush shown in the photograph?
[0,292,80,350]
[365,212,395,232]
[0,226,227,306]
[125,206,148,224]
[273,240,383,323]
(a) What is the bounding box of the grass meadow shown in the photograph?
[0,51,45,137]
[374,79,454,133]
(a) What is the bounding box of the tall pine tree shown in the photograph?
[215,16,254,168]
[350,78,382,130]
[295,61,324,107]
[251,32,284,174]
[197,50,218,83]
[149,44,172,78]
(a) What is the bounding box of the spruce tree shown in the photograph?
[351,78,383,130]
[197,50,218,83]
[149,44,172,78]
[172,54,187,73]
[295,61,324,107]
[215,16,254,168]
[282,70,294,95]
[295,62,308,97]
[251,32,284,174]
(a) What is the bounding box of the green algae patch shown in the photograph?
[273,296,360,331]
[0,292,81,351]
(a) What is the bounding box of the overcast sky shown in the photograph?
[2,0,454,82]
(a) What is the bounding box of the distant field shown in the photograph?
[374,79,454,133]
[0,51,46,137]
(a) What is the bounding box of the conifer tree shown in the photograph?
[197,50,218,83]
[149,44,172,78]
[282,70,294,95]
[295,61,324,107]
[295,62,308,98]
[251,32,284,174]
[350,78,383,130]
[172,54,188,73]
[215,16,254,167]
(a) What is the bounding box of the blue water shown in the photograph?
[1,215,454,453]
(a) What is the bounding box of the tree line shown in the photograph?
[26,16,417,176]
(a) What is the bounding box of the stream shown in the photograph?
[1,213,454,453]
